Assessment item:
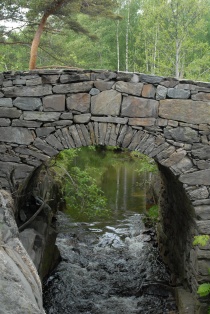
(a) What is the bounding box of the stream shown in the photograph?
[43,149,178,314]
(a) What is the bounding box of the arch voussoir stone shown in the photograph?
[1,69,210,311]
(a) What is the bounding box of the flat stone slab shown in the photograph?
[3,85,52,97]
[13,97,42,111]
[159,99,210,124]
[0,127,34,144]
[22,112,60,121]
[43,95,65,111]
[180,169,210,185]
[121,96,158,117]
[67,93,90,113]
[91,90,121,116]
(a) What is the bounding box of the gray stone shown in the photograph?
[128,118,156,126]
[128,131,144,150]
[79,124,92,146]
[142,84,156,98]
[180,169,210,185]
[164,127,199,143]
[0,98,13,107]
[14,147,49,161]
[33,138,58,156]
[91,90,121,116]
[167,88,190,99]
[115,81,143,96]
[171,157,193,174]
[26,77,42,86]
[0,107,21,118]
[192,144,210,160]
[156,85,167,100]
[0,127,34,144]
[159,99,210,124]
[36,127,55,137]
[45,134,64,150]
[42,75,59,84]
[189,187,209,200]
[75,125,86,146]
[191,92,210,101]
[196,160,210,170]
[60,73,90,83]
[0,92,4,97]
[73,113,91,124]
[98,123,107,145]
[13,97,42,111]
[53,81,93,93]
[22,111,60,121]
[0,118,10,126]
[121,96,158,117]
[195,205,210,219]
[61,128,76,148]
[161,149,187,167]
[3,85,52,97]
[67,93,90,113]
[139,74,163,84]
[43,120,73,127]
[197,220,210,234]
[94,81,114,91]
[69,125,82,147]
[91,116,128,124]
[60,112,73,120]
[12,120,42,128]
[3,80,13,87]
[122,126,135,148]
[89,88,100,96]
[43,95,65,111]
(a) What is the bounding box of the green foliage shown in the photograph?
[143,204,159,227]
[193,235,210,247]
[131,152,158,174]
[197,283,210,297]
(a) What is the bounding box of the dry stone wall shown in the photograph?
[0,69,210,311]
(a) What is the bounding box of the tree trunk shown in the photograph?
[29,0,66,70]
[125,0,130,72]
[116,20,120,71]
[29,15,48,70]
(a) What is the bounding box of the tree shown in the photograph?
[0,0,120,69]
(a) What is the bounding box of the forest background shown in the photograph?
[1,0,210,81]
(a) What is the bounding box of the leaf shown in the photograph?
[193,235,210,247]
[197,283,210,297]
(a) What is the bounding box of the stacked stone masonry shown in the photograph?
[0,69,210,310]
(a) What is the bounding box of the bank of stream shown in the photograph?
[43,148,178,314]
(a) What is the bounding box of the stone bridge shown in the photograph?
[0,69,210,312]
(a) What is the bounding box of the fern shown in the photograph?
[197,283,210,297]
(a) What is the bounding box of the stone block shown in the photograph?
[53,81,93,93]
[164,126,199,143]
[26,77,42,86]
[139,74,163,84]
[0,98,13,107]
[192,144,210,160]
[128,118,156,126]
[156,85,167,100]
[3,85,52,97]
[13,97,42,111]
[91,90,121,116]
[195,205,210,220]
[12,120,42,128]
[45,134,64,150]
[22,112,60,121]
[167,88,190,99]
[0,127,34,144]
[142,84,156,98]
[94,81,115,91]
[60,112,73,120]
[67,93,90,113]
[69,125,82,147]
[73,113,91,124]
[191,92,210,101]
[91,116,128,124]
[159,99,210,124]
[42,75,59,84]
[0,118,10,126]
[43,95,65,111]
[0,107,21,118]
[60,73,90,83]
[180,169,210,185]
[121,96,158,117]
[115,81,143,96]
[89,88,100,95]
[33,138,58,156]
[35,127,55,137]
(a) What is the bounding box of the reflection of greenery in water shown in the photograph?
[52,146,158,221]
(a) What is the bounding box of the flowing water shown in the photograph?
[43,149,178,314]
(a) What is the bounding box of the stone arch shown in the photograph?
[0,69,210,311]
